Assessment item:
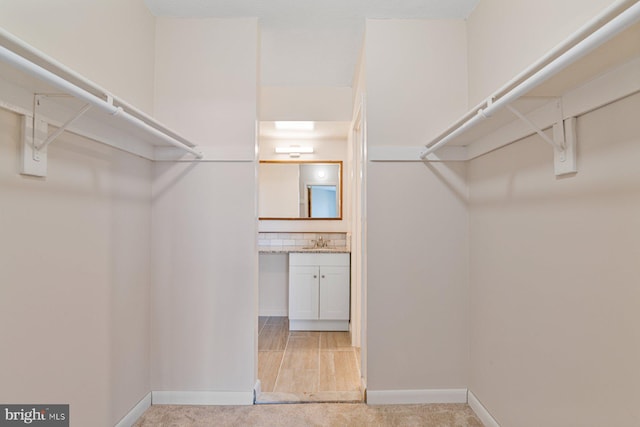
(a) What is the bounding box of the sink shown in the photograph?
[300,246,348,252]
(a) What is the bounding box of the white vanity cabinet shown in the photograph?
[288,253,350,331]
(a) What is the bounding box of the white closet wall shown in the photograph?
[0,110,153,426]
[150,18,259,399]
[364,19,470,394]
[466,1,640,425]
[467,0,622,105]
[0,2,156,426]
[469,92,640,427]
[0,0,156,114]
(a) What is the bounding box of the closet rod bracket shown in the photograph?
[505,100,564,151]
[506,98,577,176]
[34,94,92,152]
[21,94,92,177]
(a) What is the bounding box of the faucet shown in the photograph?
[313,236,328,248]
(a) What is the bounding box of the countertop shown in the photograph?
[259,246,350,254]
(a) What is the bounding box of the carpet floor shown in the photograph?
[133,403,484,426]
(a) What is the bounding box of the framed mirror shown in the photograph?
[259,160,342,220]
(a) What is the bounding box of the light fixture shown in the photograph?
[317,170,326,179]
[274,121,314,131]
[275,145,314,158]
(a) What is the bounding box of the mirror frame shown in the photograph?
[258,160,343,221]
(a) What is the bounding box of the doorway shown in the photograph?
[256,119,366,403]
[307,185,338,218]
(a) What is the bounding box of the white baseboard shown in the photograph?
[366,388,468,405]
[289,319,349,331]
[151,391,254,406]
[258,308,288,316]
[468,390,500,427]
[114,392,151,427]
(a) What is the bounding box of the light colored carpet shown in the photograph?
[133,403,484,426]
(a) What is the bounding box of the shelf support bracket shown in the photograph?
[506,99,577,176]
[556,116,577,176]
[21,94,92,177]
[38,102,91,151]
[505,103,562,150]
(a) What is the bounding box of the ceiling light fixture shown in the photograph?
[275,145,314,158]
[274,121,314,131]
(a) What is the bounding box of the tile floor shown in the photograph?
[257,316,362,403]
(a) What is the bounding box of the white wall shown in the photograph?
[468,92,640,427]
[364,19,470,392]
[153,18,259,151]
[0,108,152,427]
[260,26,359,87]
[466,0,620,106]
[152,162,257,392]
[0,0,156,114]
[466,1,640,425]
[260,87,353,121]
[365,20,469,144]
[151,18,258,397]
[258,254,289,316]
[0,2,156,424]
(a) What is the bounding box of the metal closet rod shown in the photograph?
[422,0,640,158]
[0,28,202,159]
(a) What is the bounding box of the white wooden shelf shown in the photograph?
[370,1,640,176]
[0,27,254,176]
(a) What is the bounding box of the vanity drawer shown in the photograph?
[290,252,349,267]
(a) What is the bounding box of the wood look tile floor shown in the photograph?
[257,317,362,403]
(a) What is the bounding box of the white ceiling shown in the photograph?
[260,121,351,140]
[144,0,480,87]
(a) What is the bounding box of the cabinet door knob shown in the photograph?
[321,275,325,278]
[313,275,317,278]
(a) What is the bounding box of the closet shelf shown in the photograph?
[0,27,203,176]
[423,1,640,176]
[369,0,640,176]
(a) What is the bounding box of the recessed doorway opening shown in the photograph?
[256,117,366,404]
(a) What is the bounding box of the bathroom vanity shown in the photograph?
[258,232,351,330]
[288,252,350,331]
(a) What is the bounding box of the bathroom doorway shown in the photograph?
[256,119,365,403]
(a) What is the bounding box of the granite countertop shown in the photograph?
[259,246,350,254]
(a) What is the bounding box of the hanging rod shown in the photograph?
[421,0,640,159]
[0,34,202,159]
[0,26,197,151]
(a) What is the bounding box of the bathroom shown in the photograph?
[256,116,365,402]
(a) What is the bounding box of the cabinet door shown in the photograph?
[319,266,350,320]
[289,266,320,320]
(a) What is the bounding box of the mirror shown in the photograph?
[259,161,342,220]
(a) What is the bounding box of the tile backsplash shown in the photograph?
[258,232,349,249]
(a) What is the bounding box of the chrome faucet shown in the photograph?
[313,236,328,248]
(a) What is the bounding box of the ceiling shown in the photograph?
[260,121,351,140]
[144,0,480,87]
